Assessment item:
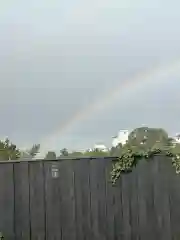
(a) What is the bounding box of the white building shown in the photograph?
[93,143,109,152]
[112,130,129,147]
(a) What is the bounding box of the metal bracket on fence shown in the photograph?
[51,164,59,178]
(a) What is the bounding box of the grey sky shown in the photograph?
[0,0,180,152]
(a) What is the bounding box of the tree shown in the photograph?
[110,143,123,156]
[128,127,169,149]
[166,137,175,147]
[27,144,40,158]
[171,143,180,154]
[60,148,69,157]
[83,149,109,157]
[0,138,20,160]
[44,151,56,160]
[68,151,84,157]
[151,141,166,151]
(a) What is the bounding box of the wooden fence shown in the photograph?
[0,156,180,239]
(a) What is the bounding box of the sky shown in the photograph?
[0,0,180,152]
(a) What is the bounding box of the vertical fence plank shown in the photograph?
[104,159,116,240]
[44,161,62,239]
[164,157,180,240]
[105,158,128,240]
[89,158,101,240]
[121,172,132,240]
[59,160,76,240]
[142,159,157,240]
[152,156,173,239]
[29,162,45,240]
[129,165,139,240]
[158,157,172,240]
[136,161,147,239]
[14,162,30,239]
[0,163,14,239]
[89,158,109,240]
[73,159,84,240]
[136,160,153,240]
[74,158,91,240]
[95,158,108,240]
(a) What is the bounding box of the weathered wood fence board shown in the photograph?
[30,162,46,240]
[0,164,14,239]
[0,156,180,239]
[14,162,30,240]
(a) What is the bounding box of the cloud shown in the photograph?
[0,0,180,150]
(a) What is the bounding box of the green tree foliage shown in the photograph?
[45,151,56,160]
[128,127,169,149]
[60,148,69,157]
[27,144,40,158]
[0,138,20,160]
[83,149,110,157]
[110,127,180,185]
[110,143,123,157]
[171,143,180,154]
[68,151,84,157]
[167,137,175,146]
[61,149,110,158]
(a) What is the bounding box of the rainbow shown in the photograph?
[38,58,180,156]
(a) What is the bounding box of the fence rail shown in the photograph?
[0,156,180,239]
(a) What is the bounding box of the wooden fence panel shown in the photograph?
[1,156,180,239]
[105,159,124,240]
[128,165,139,240]
[164,157,180,240]
[74,158,91,240]
[137,160,154,239]
[139,159,156,240]
[89,158,108,240]
[0,163,14,239]
[29,162,45,240]
[158,158,172,240]
[104,159,116,240]
[59,160,76,240]
[44,161,63,240]
[14,162,30,239]
[91,158,108,240]
[122,173,133,240]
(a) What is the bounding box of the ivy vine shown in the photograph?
[111,146,180,185]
